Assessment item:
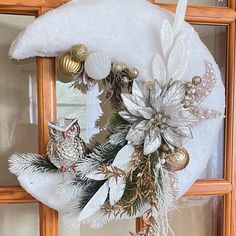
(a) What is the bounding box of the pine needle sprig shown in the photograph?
[9,153,58,175]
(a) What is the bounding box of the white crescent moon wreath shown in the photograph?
[9,0,225,235]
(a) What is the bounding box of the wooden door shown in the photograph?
[0,0,234,235]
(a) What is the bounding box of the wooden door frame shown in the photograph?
[0,0,235,236]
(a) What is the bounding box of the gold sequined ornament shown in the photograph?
[127,67,139,79]
[71,44,89,62]
[164,147,190,172]
[112,63,126,74]
[192,76,202,85]
[59,53,81,75]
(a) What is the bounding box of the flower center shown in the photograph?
[154,113,168,129]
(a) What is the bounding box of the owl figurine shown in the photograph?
[47,117,86,173]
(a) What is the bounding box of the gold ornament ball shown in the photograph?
[122,76,130,83]
[183,99,192,108]
[164,147,190,172]
[192,76,202,85]
[185,89,192,96]
[185,81,193,89]
[112,63,126,74]
[71,44,89,62]
[127,68,139,79]
[161,144,170,153]
[59,53,81,75]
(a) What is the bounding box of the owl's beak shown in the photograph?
[62,132,67,139]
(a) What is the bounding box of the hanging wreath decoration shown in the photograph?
[9,0,225,235]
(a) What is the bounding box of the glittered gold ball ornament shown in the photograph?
[185,81,193,89]
[71,44,89,62]
[59,53,81,75]
[164,147,190,172]
[122,76,130,83]
[183,99,192,108]
[127,67,139,79]
[192,76,202,85]
[112,63,126,74]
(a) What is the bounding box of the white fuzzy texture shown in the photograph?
[9,0,225,216]
[19,172,66,211]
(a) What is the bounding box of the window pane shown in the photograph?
[59,216,135,236]
[0,203,39,236]
[0,14,37,185]
[193,24,227,179]
[154,0,227,7]
[56,81,87,140]
[56,77,136,236]
[169,195,224,236]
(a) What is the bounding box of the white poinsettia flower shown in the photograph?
[119,80,198,155]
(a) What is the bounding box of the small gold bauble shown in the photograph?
[185,89,192,96]
[161,144,170,153]
[127,67,139,79]
[183,99,192,108]
[164,147,190,172]
[192,76,202,85]
[122,76,130,83]
[185,81,193,89]
[60,53,82,75]
[112,63,126,74]
[71,44,89,62]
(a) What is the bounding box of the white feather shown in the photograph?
[112,144,135,170]
[175,27,193,48]
[78,181,109,222]
[160,19,174,59]
[152,53,167,88]
[173,0,188,35]
[86,171,106,180]
[167,39,186,80]
[109,177,126,205]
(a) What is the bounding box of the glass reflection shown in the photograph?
[59,215,135,236]
[0,14,37,185]
[0,203,39,236]
[193,24,227,179]
[169,195,224,236]
[155,0,227,7]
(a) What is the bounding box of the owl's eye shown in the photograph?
[51,128,58,136]
[69,126,77,133]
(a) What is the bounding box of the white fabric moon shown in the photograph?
[18,172,66,211]
[10,0,225,208]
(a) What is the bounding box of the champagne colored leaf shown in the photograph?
[118,111,139,123]
[162,81,185,109]
[138,107,154,119]
[126,125,146,145]
[150,80,162,111]
[175,126,193,139]
[162,129,182,147]
[132,80,149,102]
[121,94,145,117]
[135,120,151,131]
[143,126,161,155]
